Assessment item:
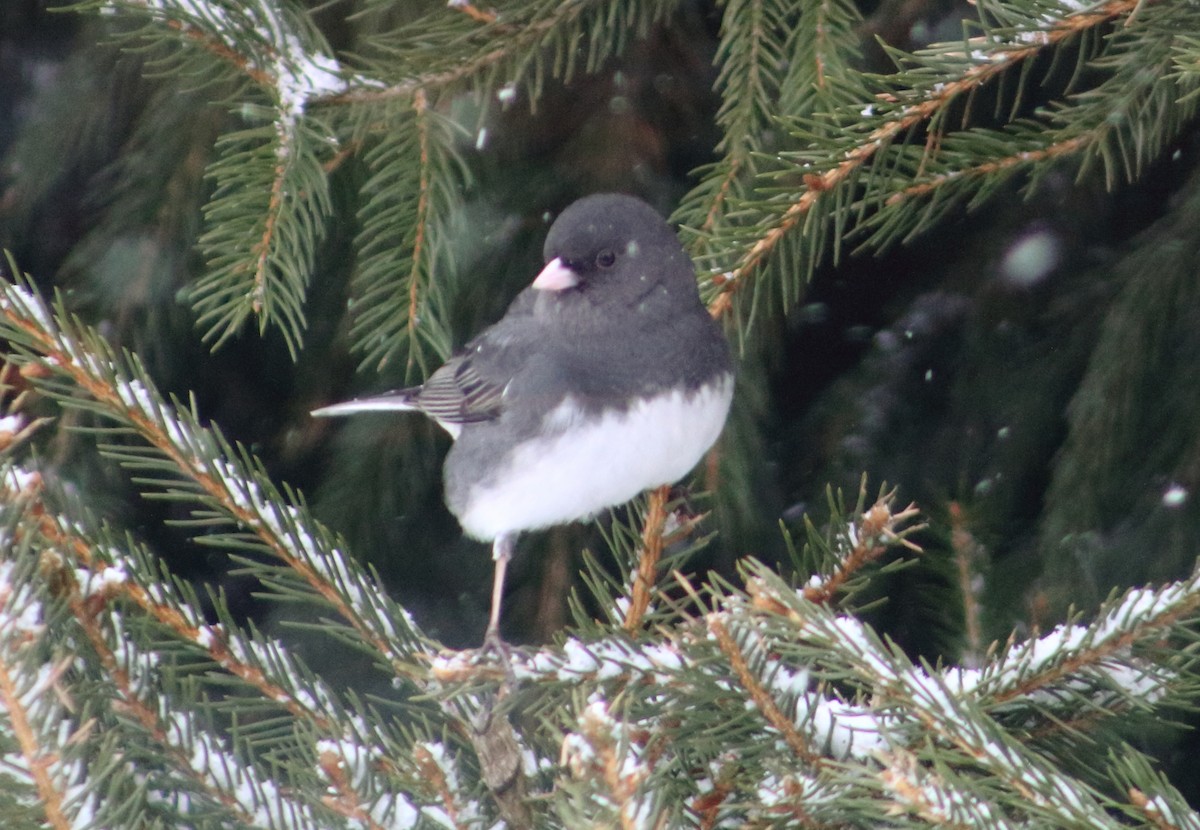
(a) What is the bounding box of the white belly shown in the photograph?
[455,375,733,540]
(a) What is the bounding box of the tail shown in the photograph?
[311,389,420,417]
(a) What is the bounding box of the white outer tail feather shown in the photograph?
[310,397,418,417]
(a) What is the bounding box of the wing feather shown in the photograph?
[413,353,506,424]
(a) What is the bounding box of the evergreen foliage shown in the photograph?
[2,0,1200,826]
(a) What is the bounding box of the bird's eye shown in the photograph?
[596,249,616,268]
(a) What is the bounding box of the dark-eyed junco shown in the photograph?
[314,193,733,641]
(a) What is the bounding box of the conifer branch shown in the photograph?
[250,136,288,317]
[25,530,193,759]
[801,496,922,605]
[1128,783,1200,830]
[0,646,70,830]
[0,469,433,826]
[320,0,678,108]
[0,280,429,680]
[703,0,1144,318]
[755,775,830,828]
[193,120,332,357]
[716,0,770,153]
[749,588,1118,824]
[678,0,794,255]
[561,698,650,830]
[417,743,463,825]
[878,747,1018,828]
[949,501,986,667]
[9,0,1200,821]
[318,18,557,107]
[51,576,279,826]
[414,743,470,829]
[314,751,388,830]
[351,110,465,373]
[407,89,433,373]
[701,157,743,235]
[1109,752,1200,829]
[887,134,1090,206]
[0,512,102,828]
[167,14,271,85]
[100,0,290,89]
[30,499,339,735]
[989,575,1199,707]
[896,677,1112,826]
[96,0,359,110]
[90,0,353,355]
[585,488,707,631]
[1130,788,1181,830]
[708,615,821,764]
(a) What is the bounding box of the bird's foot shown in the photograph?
[478,627,518,687]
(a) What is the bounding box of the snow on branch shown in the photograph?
[0,277,429,679]
[100,0,357,115]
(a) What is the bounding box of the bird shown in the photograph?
[313,193,734,643]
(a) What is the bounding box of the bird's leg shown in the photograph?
[484,532,516,648]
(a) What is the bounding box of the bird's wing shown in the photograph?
[312,344,516,426]
[311,291,544,428]
[414,291,543,425]
[414,350,507,424]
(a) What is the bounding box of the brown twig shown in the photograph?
[691,780,734,830]
[0,629,71,829]
[314,12,563,108]
[318,750,391,830]
[623,485,670,632]
[564,702,649,830]
[534,528,573,641]
[414,745,465,829]
[321,139,361,175]
[887,135,1090,206]
[948,501,985,667]
[161,16,273,87]
[801,498,922,605]
[879,748,975,826]
[250,129,289,316]
[701,157,743,235]
[406,89,433,373]
[448,1,498,24]
[1128,788,1180,830]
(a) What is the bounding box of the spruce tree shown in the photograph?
[2,0,1200,826]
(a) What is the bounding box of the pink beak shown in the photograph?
[531,257,579,291]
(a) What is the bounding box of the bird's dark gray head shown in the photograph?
[535,194,695,309]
